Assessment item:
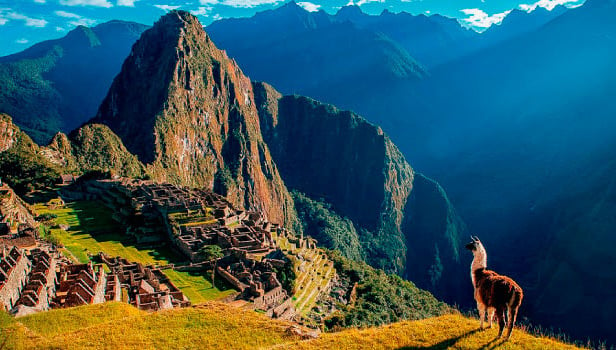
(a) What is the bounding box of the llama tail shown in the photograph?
[506,288,523,339]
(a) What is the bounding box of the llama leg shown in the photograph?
[477,303,486,329]
[497,308,506,338]
[506,306,519,340]
[488,308,495,328]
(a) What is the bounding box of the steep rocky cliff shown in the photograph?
[254,82,467,301]
[92,11,298,229]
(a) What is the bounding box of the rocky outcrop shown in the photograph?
[92,11,298,229]
[62,124,144,178]
[0,114,19,153]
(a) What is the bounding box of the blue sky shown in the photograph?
[0,0,584,56]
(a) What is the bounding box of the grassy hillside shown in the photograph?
[0,302,584,350]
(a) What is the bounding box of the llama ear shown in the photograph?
[472,236,480,242]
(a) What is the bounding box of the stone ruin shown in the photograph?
[52,261,107,308]
[0,245,31,311]
[216,249,295,319]
[100,254,189,311]
[16,249,57,312]
[58,178,335,319]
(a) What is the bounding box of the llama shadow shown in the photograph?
[478,338,507,350]
[397,329,481,350]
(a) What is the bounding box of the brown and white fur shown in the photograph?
[465,236,523,340]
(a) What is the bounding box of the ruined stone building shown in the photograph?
[53,262,107,307]
[101,255,189,311]
[0,246,31,311]
[15,249,57,311]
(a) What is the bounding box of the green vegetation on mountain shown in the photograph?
[292,191,363,262]
[0,21,148,144]
[325,250,450,329]
[64,124,145,178]
[0,114,59,195]
[0,50,62,143]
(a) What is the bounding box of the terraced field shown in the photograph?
[33,199,234,303]
[274,232,335,315]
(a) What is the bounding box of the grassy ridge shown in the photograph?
[0,302,584,350]
[286,315,585,350]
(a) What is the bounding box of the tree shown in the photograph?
[198,245,224,288]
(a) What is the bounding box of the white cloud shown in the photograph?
[199,0,218,4]
[518,0,582,12]
[347,0,384,6]
[460,8,511,29]
[117,0,138,6]
[191,6,212,16]
[59,0,113,8]
[217,0,282,8]
[54,10,81,18]
[0,18,6,25]
[297,2,320,12]
[154,4,180,11]
[212,13,222,20]
[56,26,67,31]
[70,18,97,26]
[7,12,48,27]
[34,0,46,3]
[16,38,29,44]
[55,10,96,26]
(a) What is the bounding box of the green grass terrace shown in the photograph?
[33,200,235,304]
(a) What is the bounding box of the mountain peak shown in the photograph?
[64,25,101,47]
[92,12,298,228]
[335,5,365,20]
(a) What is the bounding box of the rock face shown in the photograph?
[92,11,298,229]
[254,83,467,300]
[402,174,466,303]
[0,114,19,153]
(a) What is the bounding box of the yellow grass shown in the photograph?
[2,302,300,350]
[283,314,586,350]
[1,303,585,350]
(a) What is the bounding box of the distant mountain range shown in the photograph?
[0,20,148,144]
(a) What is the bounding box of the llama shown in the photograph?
[465,236,523,340]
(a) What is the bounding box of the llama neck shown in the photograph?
[470,248,487,288]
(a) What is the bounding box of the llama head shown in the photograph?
[465,236,486,255]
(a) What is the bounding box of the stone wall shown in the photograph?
[0,247,31,311]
